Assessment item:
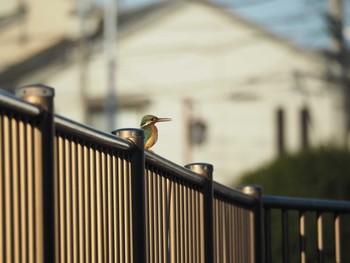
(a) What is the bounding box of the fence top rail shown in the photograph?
[145,150,205,187]
[263,195,350,213]
[213,181,256,206]
[0,89,40,117]
[55,114,132,152]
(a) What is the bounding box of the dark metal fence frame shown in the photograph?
[263,195,350,263]
[1,84,350,263]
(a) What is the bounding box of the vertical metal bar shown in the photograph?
[90,148,97,263]
[161,173,165,262]
[177,183,181,262]
[159,173,163,262]
[53,135,59,263]
[124,157,131,263]
[224,203,229,263]
[4,114,13,263]
[334,214,342,263]
[84,145,91,263]
[148,169,154,262]
[185,163,214,263]
[154,169,159,262]
[113,128,146,263]
[190,188,195,263]
[77,143,85,263]
[214,198,218,263]
[179,183,184,263]
[168,179,174,263]
[184,185,188,263]
[241,207,245,262]
[16,85,55,263]
[246,209,250,261]
[317,212,324,263]
[34,122,44,263]
[58,135,66,263]
[169,182,178,263]
[282,210,289,263]
[65,138,72,263]
[118,155,124,262]
[161,175,167,263]
[27,122,35,263]
[0,115,4,263]
[299,211,306,263]
[246,208,250,262]
[12,118,20,263]
[239,185,263,263]
[229,203,234,262]
[195,190,200,263]
[239,207,243,262]
[233,206,238,262]
[199,192,205,262]
[112,154,118,262]
[0,115,3,262]
[71,141,78,263]
[107,153,113,262]
[265,209,272,263]
[113,155,120,262]
[124,155,129,262]
[102,152,108,263]
[225,201,230,263]
[144,167,150,263]
[95,150,103,263]
[160,172,165,262]
[19,120,28,263]
[220,200,225,263]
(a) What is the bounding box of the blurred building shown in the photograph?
[0,0,345,185]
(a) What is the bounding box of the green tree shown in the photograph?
[238,147,350,199]
[236,147,350,262]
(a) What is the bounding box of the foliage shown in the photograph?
[238,147,350,200]
[236,147,350,262]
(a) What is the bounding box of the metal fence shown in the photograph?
[1,84,350,263]
[263,195,350,263]
[54,116,135,263]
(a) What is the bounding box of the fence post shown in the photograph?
[112,128,146,263]
[16,84,55,263]
[185,163,214,263]
[239,185,263,263]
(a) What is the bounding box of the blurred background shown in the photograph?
[1,0,350,186]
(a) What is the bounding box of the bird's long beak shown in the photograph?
[156,118,171,123]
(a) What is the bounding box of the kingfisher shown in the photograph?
[140,115,171,150]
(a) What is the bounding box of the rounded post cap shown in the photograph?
[238,184,262,200]
[111,128,145,139]
[185,162,213,180]
[112,128,145,148]
[16,84,55,97]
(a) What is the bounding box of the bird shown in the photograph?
[140,115,171,150]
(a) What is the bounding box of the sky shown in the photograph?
[95,0,350,50]
[212,0,350,50]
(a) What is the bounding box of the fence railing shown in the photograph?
[263,195,350,263]
[1,84,350,263]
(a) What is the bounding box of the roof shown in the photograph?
[1,0,326,92]
[0,0,174,91]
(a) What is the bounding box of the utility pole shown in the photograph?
[328,0,349,147]
[78,0,89,124]
[18,0,28,43]
[104,0,118,131]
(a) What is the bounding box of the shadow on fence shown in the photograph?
[1,85,350,263]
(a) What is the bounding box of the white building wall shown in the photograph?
[18,2,344,185]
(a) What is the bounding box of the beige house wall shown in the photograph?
[16,2,343,185]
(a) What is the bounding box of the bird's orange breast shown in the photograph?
[144,125,158,149]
